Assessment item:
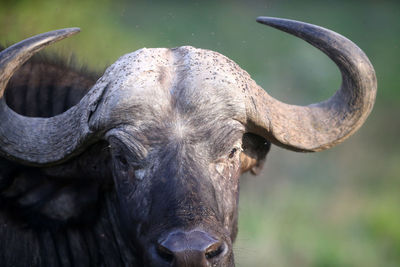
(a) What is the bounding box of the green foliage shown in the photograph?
[1,0,399,266]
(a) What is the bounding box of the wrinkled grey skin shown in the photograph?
[99,46,266,266]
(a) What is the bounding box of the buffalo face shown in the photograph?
[102,47,270,266]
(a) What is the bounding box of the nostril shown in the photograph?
[156,244,174,263]
[205,242,225,260]
[157,230,226,263]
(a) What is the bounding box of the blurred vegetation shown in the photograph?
[1,0,399,266]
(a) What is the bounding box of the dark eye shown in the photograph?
[116,154,128,166]
[228,148,238,159]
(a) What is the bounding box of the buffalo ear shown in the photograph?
[240,134,271,175]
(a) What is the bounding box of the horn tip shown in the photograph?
[47,27,81,42]
[256,16,298,31]
[69,27,81,33]
[256,16,280,25]
[63,27,81,36]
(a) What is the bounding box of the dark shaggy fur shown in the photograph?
[0,52,140,266]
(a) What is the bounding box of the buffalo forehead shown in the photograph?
[98,46,247,124]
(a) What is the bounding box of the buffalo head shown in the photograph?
[0,17,376,266]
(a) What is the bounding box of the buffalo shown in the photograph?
[0,17,376,266]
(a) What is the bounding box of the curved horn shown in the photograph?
[245,17,377,152]
[0,28,104,166]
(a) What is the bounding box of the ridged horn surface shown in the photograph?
[0,28,103,166]
[245,17,377,152]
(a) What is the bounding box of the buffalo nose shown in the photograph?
[156,230,225,265]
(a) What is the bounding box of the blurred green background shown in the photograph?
[1,0,399,266]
